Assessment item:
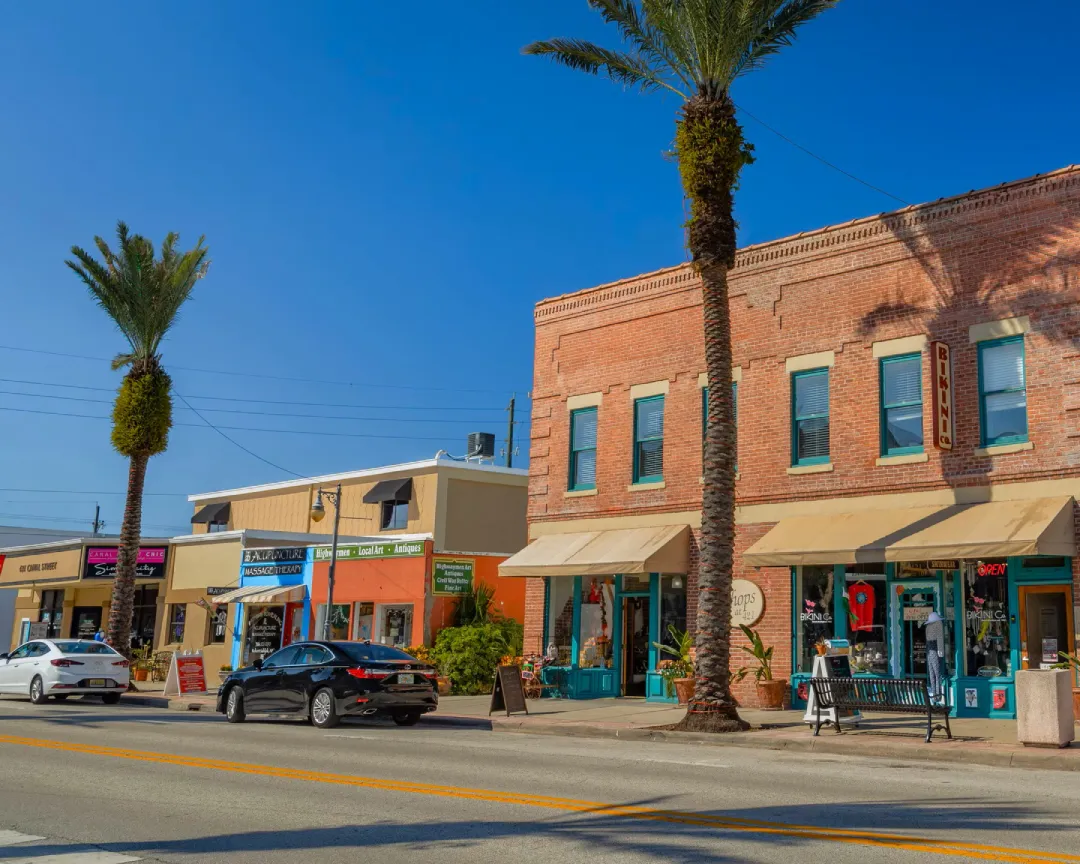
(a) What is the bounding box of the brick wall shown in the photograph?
[526,165,1080,705]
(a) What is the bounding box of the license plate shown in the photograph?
[397,673,414,685]
[89,678,106,687]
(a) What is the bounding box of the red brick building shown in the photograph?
[501,165,1080,718]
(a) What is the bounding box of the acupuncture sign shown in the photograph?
[488,665,529,717]
[930,341,954,450]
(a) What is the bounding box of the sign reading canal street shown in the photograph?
[314,540,425,562]
[432,558,475,595]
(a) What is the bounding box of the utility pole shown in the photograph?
[506,394,515,468]
[91,504,104,537]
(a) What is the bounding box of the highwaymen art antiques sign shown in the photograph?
[313,539,426,562]
[432,558,475,596]
[83,547,167,580]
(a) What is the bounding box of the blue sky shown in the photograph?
[1,1,1077,538]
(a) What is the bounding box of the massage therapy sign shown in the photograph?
[930,341,954,451]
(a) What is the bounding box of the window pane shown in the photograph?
[885,404,924,450]
[572,410,597,450]
[982,341,1024,392]
[796,566,834,673]
[546,578,574,665]
[635,398,664,439]
[845,566,888,675]
[579,577,614,669]
[963,560,1011,677]
[659,576,687,654]
[883,356,921,406]
[797,417,829,460]
[795,372,828,417]
[262,646,300,668]
[637,439,663,478]
[574,449,596,487]
[984,391,1027,442]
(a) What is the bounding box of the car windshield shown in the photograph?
[336,643,418,664]
[53,641,119,656]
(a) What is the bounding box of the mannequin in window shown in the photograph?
[924,611,945,705]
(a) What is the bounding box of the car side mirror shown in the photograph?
[253,658,263,671]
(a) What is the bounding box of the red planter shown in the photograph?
[1073,688,1080,723]
[757,679,788,710]
[674,678,695,705]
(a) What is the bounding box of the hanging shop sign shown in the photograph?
[242,547,307,564]
[731,579,765,628]
[314,540,425,562]
[432,558,475,596]
[930,341,954,450]
[206,586,233,596]
[247,607,284,661]
[83,547,167,580]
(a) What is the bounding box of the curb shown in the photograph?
[122,694,209,711]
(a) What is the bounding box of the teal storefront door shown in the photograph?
[891,580,942,676]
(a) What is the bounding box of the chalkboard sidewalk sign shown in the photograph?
[803,653,862,729]
[489,665,529,717]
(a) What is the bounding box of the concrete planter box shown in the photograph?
[1016,669,1076,748]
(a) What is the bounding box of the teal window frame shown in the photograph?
[702,382,738,471]
[978,336,1028,447]
[632,395,664,484]
[791,368,830,466]
[879,353,924,456]
[568,407,597,491]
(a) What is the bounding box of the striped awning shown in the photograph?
[211,584,306,605]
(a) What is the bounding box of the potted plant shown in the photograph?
[130,646,152,682]
[653,625,695,704]
[815,639,828,656]
[739,624,787,710]
[218,664,233,683]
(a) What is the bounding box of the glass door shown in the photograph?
[1019,585,1075,670]
[891,580,940,676]
[620,595,650,697]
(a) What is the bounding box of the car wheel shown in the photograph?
[310,687,340,729]
[393,711,421,727]
[29,676,48,705]
[53,694,70,702]
[225,687,246,724]
[102,693,121,705]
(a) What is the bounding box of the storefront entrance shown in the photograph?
[72,606,102,640]
[1019,585,1075,670]
[621,595,650,697]
[892,580,942,677]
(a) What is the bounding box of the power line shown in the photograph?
[0,488,186,497]
[0,344,528,396]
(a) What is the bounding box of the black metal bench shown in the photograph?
[810,677,952,743]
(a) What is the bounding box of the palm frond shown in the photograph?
[523,37,684,97]
[733,0,839,79]
[589,0,696,94]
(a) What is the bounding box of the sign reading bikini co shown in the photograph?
[83,547,167,580]
[930,341,954,450]
[731,579,765,628]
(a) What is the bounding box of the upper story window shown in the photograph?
[380,500,408,531]
[568,407,597,491]
[633,396,664,483]
[208,521,228,533]
[701,383,738,471]
[880,354,923,456]
[979,337,1027,446]
[791,369,829,466]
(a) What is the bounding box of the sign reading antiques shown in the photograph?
[242,547,307,565]
[930,341,954,450]
[731,579,765,628]
[83,547,167,580]
[314,540,425,562]
[432,558,475,596]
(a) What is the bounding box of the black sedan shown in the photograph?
[216,641,438,729]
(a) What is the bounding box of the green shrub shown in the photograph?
[431,620,523,695]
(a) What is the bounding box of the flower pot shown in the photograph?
[1073,688,1080,724]
[757,679,788,711]
[133,668,148,683]
[218,671,232,684]
[673,677,695,705]
[815,645,828,656]
[437,676,452,697]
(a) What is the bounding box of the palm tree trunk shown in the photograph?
[675,92,751,733]
[107,451,148,658]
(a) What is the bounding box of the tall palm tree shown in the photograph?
[67,222,209,655]
[526,1,837,731]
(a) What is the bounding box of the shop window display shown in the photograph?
[352,602,374,642]
[659,575,688,652]
[314,603,351,641]
[796,565,834,673]
[579,577,614,669]
[964,560,1011,678]
[546,579,575,665]
[845,564,887,675]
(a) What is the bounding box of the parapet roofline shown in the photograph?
[189,456,527,503]
[535,162,1080,310]
[0,536,172,555]
[170,530,433,546]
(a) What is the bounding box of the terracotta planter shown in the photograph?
[757,679,788,711]
[133,668,148,682]
[437,676,452,697]
[1073,688,1080,723]
[674,677,695,705]
[816,645,828,656]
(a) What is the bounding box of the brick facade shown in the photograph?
[525,165,1080,707]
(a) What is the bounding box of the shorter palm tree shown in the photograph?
[67,223,209,654]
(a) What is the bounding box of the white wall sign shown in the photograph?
[731,579,765,628]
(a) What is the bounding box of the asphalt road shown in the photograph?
[0,696,1079,864]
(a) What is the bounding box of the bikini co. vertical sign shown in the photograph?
[930,341,954,450]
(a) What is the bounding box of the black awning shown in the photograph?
[362,478,413,504]
[191,502,231,525]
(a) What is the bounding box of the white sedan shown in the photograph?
[0,639,130,704]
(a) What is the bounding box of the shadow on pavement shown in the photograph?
[0,799,1070,864]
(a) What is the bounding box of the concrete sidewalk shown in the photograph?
[121,685,1080,772]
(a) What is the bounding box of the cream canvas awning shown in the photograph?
[743,496,1075,567]
[212,584,306,605]
[499,525,689,577]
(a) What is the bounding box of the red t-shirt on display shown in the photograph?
[847,582,876,632]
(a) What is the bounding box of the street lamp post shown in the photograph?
[310,483,342,641]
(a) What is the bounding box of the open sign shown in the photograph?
[977,562,1007,577]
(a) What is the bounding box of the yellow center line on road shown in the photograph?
[0,733,1076,863]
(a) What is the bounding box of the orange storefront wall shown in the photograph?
[429,555,526,634]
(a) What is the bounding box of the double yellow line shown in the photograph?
[0,733,1076,862]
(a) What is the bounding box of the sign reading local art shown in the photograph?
[83,547,167,580]
[731,579,765,628]
[930,341,954,450]
[314,540,425,562]
[432,558,475,595]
